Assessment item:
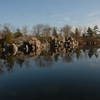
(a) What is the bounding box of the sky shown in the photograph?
[0,0,100,28]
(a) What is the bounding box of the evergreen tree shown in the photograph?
[94,25,98,31]
[14,28,23,38]
[93,25,98,35]
[52,27,58,37]
[75,28,80,39]
[87,27,95,37]
[3,26,14,44]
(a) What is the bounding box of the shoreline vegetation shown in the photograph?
[0,24,99,72]
[0,24,100,56]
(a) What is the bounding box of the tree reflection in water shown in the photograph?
[0,47,99,73]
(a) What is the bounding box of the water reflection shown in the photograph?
[0,47,100,73]
[0,47,100,100]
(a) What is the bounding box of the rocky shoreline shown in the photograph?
[1,36,79,56]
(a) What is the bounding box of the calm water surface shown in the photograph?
[0,47,100,100]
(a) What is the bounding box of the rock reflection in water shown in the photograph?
[0,47,99,73]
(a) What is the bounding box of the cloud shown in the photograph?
[54,17,80,27]
[88,10,100,17]
[50,13,80,27]
[85,10,100,27]
[49,13,72,26]
[55,17,71,24]
[49,11,100,27]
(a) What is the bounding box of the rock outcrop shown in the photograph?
[2,36,79,56]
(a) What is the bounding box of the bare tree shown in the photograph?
[61,25,72,37]
[42,25,51,37]
[32,24,52,37]
[3,23,15,33]
[21,25,28,35]
[82,27,87,34]
[32,24,45,36]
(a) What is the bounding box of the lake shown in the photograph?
[0,47,100,100]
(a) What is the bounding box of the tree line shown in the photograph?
[0,24,99,45]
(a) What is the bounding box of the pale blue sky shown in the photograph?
[0,0,100,27]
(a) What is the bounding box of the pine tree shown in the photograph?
[3,26,14,44]
[87,27,94,37]
[75,28,80,39]
[52,27,58,37]
[14,28,23,38]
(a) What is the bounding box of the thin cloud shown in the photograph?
[88,10,100,17]
[86,16,100,27]
[85,10,100,27]
[49,13,72,26]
